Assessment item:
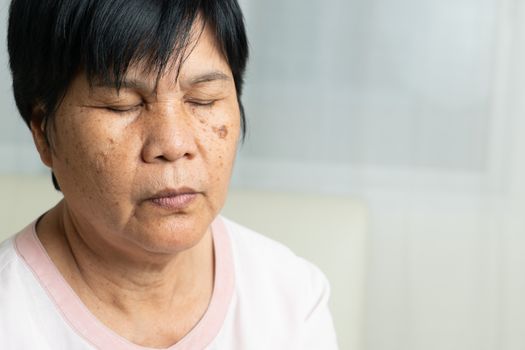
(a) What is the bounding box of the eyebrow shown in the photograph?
[184,71,232,86]
[91,70,232,92]
[92,79,153,92]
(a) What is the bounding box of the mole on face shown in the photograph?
[212,125,228,139]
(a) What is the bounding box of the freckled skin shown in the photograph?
[29,26,241,345]
[38,25,241,256]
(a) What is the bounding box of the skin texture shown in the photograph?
[30,24,240,348]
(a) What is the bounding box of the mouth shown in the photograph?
[147,187,200,211]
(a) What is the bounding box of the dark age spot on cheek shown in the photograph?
[212,125,228,139]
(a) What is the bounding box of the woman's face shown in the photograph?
[36,25,240,254]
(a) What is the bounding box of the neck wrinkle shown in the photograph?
[46,200,214,315]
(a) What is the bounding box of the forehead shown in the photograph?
[176,23,232,81]
[88,22,232,91]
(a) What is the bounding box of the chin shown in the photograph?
[131,217,211,254]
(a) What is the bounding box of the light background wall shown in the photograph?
[235,0,525,350]
[1,0,525,349]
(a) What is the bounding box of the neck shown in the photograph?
[37,201,215,315]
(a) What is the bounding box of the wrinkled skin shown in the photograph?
[30,24,240,347]
[34,25,240,258]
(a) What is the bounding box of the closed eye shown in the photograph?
[105,103,144,114]
[186,99,216,108]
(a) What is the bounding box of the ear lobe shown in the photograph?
[30,118,53,168]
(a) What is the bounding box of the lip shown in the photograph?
[147,187,200,211]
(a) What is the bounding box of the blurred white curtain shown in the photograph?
[234,0,525,350]
[236,0,497,189]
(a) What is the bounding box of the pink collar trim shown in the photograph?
[14,217,234,350]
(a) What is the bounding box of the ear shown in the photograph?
[30,115,53,168]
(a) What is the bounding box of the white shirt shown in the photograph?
[0,216,338,349]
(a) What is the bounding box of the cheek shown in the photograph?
[193,105,240,159]
[88,134,140,191]
[209,120,239,163]
[212,125,229,139]
[196,109,239,182]
[55,117,135,194]
[191,100,240,140]
[208,123,239,187]
[92,141,124,184]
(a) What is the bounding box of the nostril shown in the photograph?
[154,154,170,162]
[153,152,192,161]
[183,152,194,160]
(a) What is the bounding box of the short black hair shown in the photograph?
[7,0,249,190]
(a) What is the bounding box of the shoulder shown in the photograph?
[0,230,34,338]
[0,236,19,276]
[221,216,325,273]
[0,224,40,308]
[0,222,38,277]
[0,225,35,299]
[220,216,330,311]
[216,217,338,348]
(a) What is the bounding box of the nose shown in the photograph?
[140,102,198,163]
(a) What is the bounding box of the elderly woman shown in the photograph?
[0,0,338,349]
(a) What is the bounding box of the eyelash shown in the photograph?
[106,103,144,114]
[104,100,216,114]
[187,100,216,108]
